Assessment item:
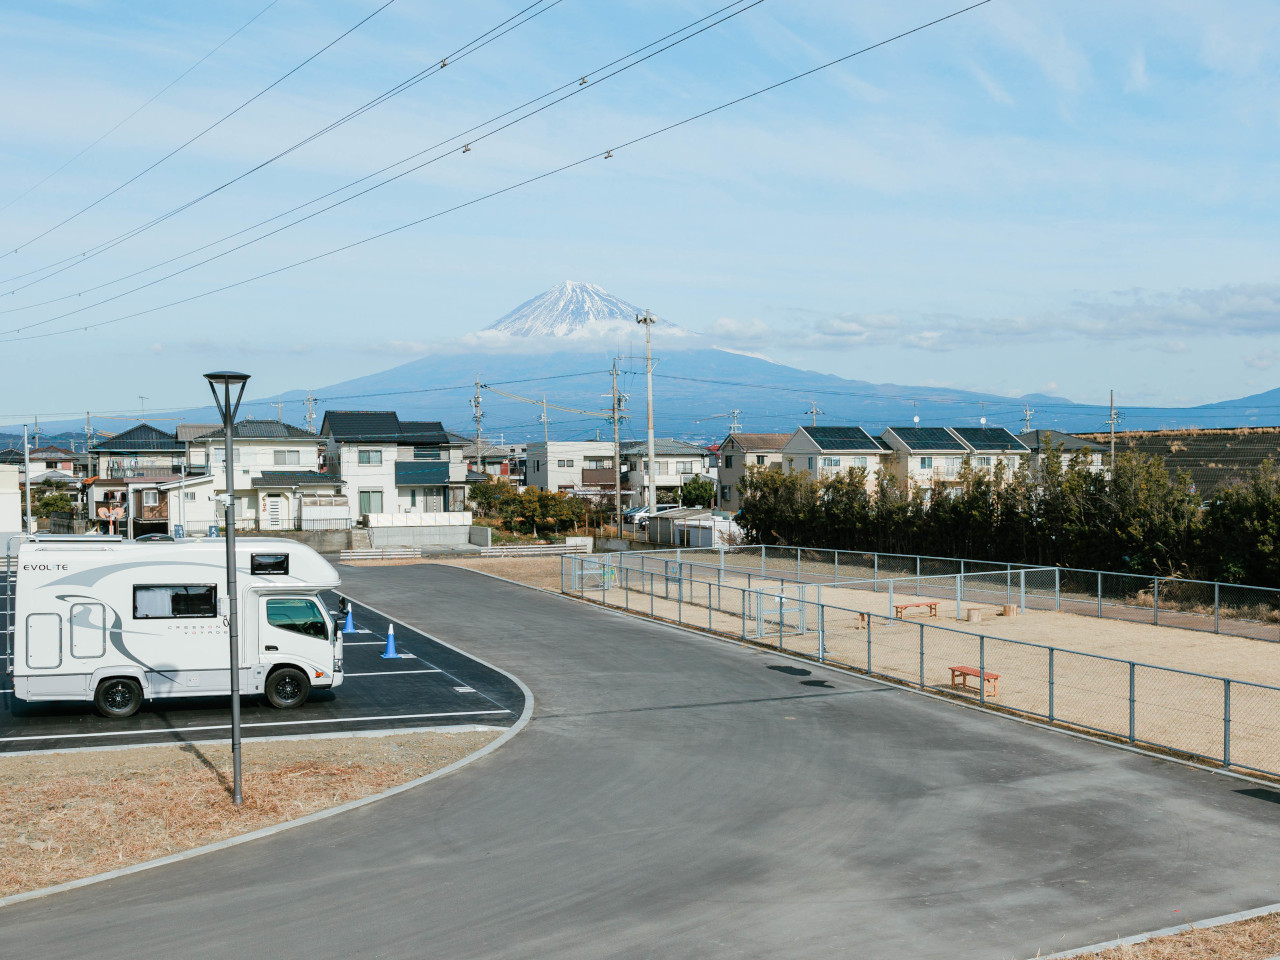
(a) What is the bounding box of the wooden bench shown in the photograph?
[894,600,939,619]
[949,664,1000,698]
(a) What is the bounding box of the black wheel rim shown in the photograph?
[275,675,301,703]
[104,682,133,711]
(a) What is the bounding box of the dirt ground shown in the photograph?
[0,729,500,898]
[1062,912,1280,959]
[423,556,566,592]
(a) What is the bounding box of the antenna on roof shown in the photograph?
[913,415,920,425]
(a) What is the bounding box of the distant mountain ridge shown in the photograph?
[484,280,670,337]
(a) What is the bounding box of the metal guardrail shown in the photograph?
[562,553,1280,780]
[338,547,420,561]
[480,542,590,558]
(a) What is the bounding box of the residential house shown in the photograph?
[1018,430,1106,477]
[166,420,340,534]
[780,427,894,494]
[319,411,468,520]
[716,433,790,512]
[525,441,617,495]
[87,424,187,537]
[879,426,1028,497]
[459,437,527,484]
[619,439,716,504]
[28,445,89,479]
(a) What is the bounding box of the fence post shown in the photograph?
[919,623,925,689]
[874,553,878,590]
[761,544,766,573]
[625,567,631,611]
[1006,565,1012,606]
[1048,647,1055,721]
[866,614,872,672]
[678,572,683,623]
[834,551,839,582]
[741,588,747,641]
[978,635,986,705]
[777,595,784,650]
[1153,577,1159,626]
[955,574,962,620]
[1097,571,1103,617]
[1214,582,1220,634]
[1224,678,1232,768]
[1019,569,1026,613]
[889,578,894,618]
[916,556,921,591]
[818,604,826,662]
[797,546,801,575]
[650,573,654,618]
[1129,661,1136,744]
[1055,568,1061,611]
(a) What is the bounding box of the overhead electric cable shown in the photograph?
[0,0,994,345]
[0,0,760,318]
[0,0,283,215]
[0,0,762,332]
[0,0,561,291]
[1,0,403,262]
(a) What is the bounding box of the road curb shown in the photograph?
[1028,901,1280,958]
[0,601,534,912]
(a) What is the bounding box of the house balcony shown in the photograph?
[581,468,617,488]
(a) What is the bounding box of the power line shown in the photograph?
[0,0,563,294]
[0,0,284,215]
[0,0,992,345]
[0,0,762,327]
[1,0,404,262]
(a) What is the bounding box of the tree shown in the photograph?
[681,475,715,508]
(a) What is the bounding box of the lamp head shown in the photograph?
[204,371,250,387]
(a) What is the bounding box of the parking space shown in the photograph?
[0,590,523,753]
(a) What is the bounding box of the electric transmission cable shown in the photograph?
[0,0,561,291]
[0,0,283,215]
[1,0,993,345]
[1,0,406,263]
[0,0,763,332]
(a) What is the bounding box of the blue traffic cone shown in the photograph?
[343,607,354,633]
[380,623,398,659]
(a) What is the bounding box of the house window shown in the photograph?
[657,462,669,476]
[919,457,933,469]
[807,457,814,471]
[566,459,574,468]
[183,491,196,501]
[274,450,300,466]
[358,490,384,515]
[357,449,382,465]
[142,490,159,506]
[677,461,694,474]
[723,455,733,468]
[414,447,440,460]
[850,457,867,468]
[133,585,217,619]
[821,457,841,468]
[720,485,731,501]
[557,460,567,468]
[976,456,992,467]
[585,458,612,470]
[753,455,763,465]
[410,489,417,507]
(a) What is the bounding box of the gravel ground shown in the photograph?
[0,729,501,898]
[1066,912,1280,958]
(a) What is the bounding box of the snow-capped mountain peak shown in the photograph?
[483,281,668,337]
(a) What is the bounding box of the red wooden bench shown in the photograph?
[894,600,939,619]
[949,664,999,698]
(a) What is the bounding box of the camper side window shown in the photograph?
[266,599,328,639]
[251,554,289,575]
[134,585,217,619]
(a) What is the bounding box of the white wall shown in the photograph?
[0,464,21,533]
[525,441,615,491]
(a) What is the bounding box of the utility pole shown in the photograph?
[270,401,285,422]
[138,396,147,417]
[540,396,550,444]
[303,391,317,433]
[471,378,484,476]
[85,412,92,450]
[23,425,32,536]
[806,401,823,427]
[728,409,742,434]
[610,360,626,535]
[1023,403,1035,435]
[1106,389,1121,472]
[636,310,657,512]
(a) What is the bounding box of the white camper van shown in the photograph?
[9,536,343,718]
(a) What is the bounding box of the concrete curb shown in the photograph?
[0,603,534,911]
[1028,901,1280,958]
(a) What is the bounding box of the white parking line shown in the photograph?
[344,669,441,677]
[341,641,389,646]
[0,709,512,744]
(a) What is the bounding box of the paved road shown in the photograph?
[5,564,1280,959]
[0,592,521,752]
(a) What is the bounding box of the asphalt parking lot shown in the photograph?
[0,587,522,753]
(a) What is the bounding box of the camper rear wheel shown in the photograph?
[94,678,143,719]
[265,667,310,709]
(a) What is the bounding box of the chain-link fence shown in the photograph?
[562,553,1280,779]
[596,545,1280,644]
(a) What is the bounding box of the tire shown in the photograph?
[94,677,143,719]
[265,667,311,709]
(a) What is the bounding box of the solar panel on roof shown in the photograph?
[951,427,1028,451]
[888,427,965,451]
[805,426,880,450]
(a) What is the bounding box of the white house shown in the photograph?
[716,433,789,512]
[780,426,893,494]
[1018,429,1107,476]
[319,411,468,521]
[619,439,715,504]
[879,426,1028,496]
[525,441,617,495]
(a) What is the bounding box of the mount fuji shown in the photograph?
[484,280,672,337]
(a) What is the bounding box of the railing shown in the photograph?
[562,553,1280,780]
[339,547,420,561]
[480,542,590,558]
[598,545,1280,645]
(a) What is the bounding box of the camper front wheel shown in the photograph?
[94,678,143,719]
[265,667,311,709]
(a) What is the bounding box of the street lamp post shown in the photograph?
[636,310,657,514]
[205,371,249,805]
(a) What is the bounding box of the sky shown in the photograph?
[1,0,1279,429]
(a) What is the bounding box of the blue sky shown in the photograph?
[1,0,1279,426]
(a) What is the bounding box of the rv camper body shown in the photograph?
[9,536,343,717]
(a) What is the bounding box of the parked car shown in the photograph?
[635,503,680,529]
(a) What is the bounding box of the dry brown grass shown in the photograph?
[1058,911,1280,958]
[423,556,566,592]
[0,729,500,898]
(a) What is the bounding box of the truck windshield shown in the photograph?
[265,598,327,639]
